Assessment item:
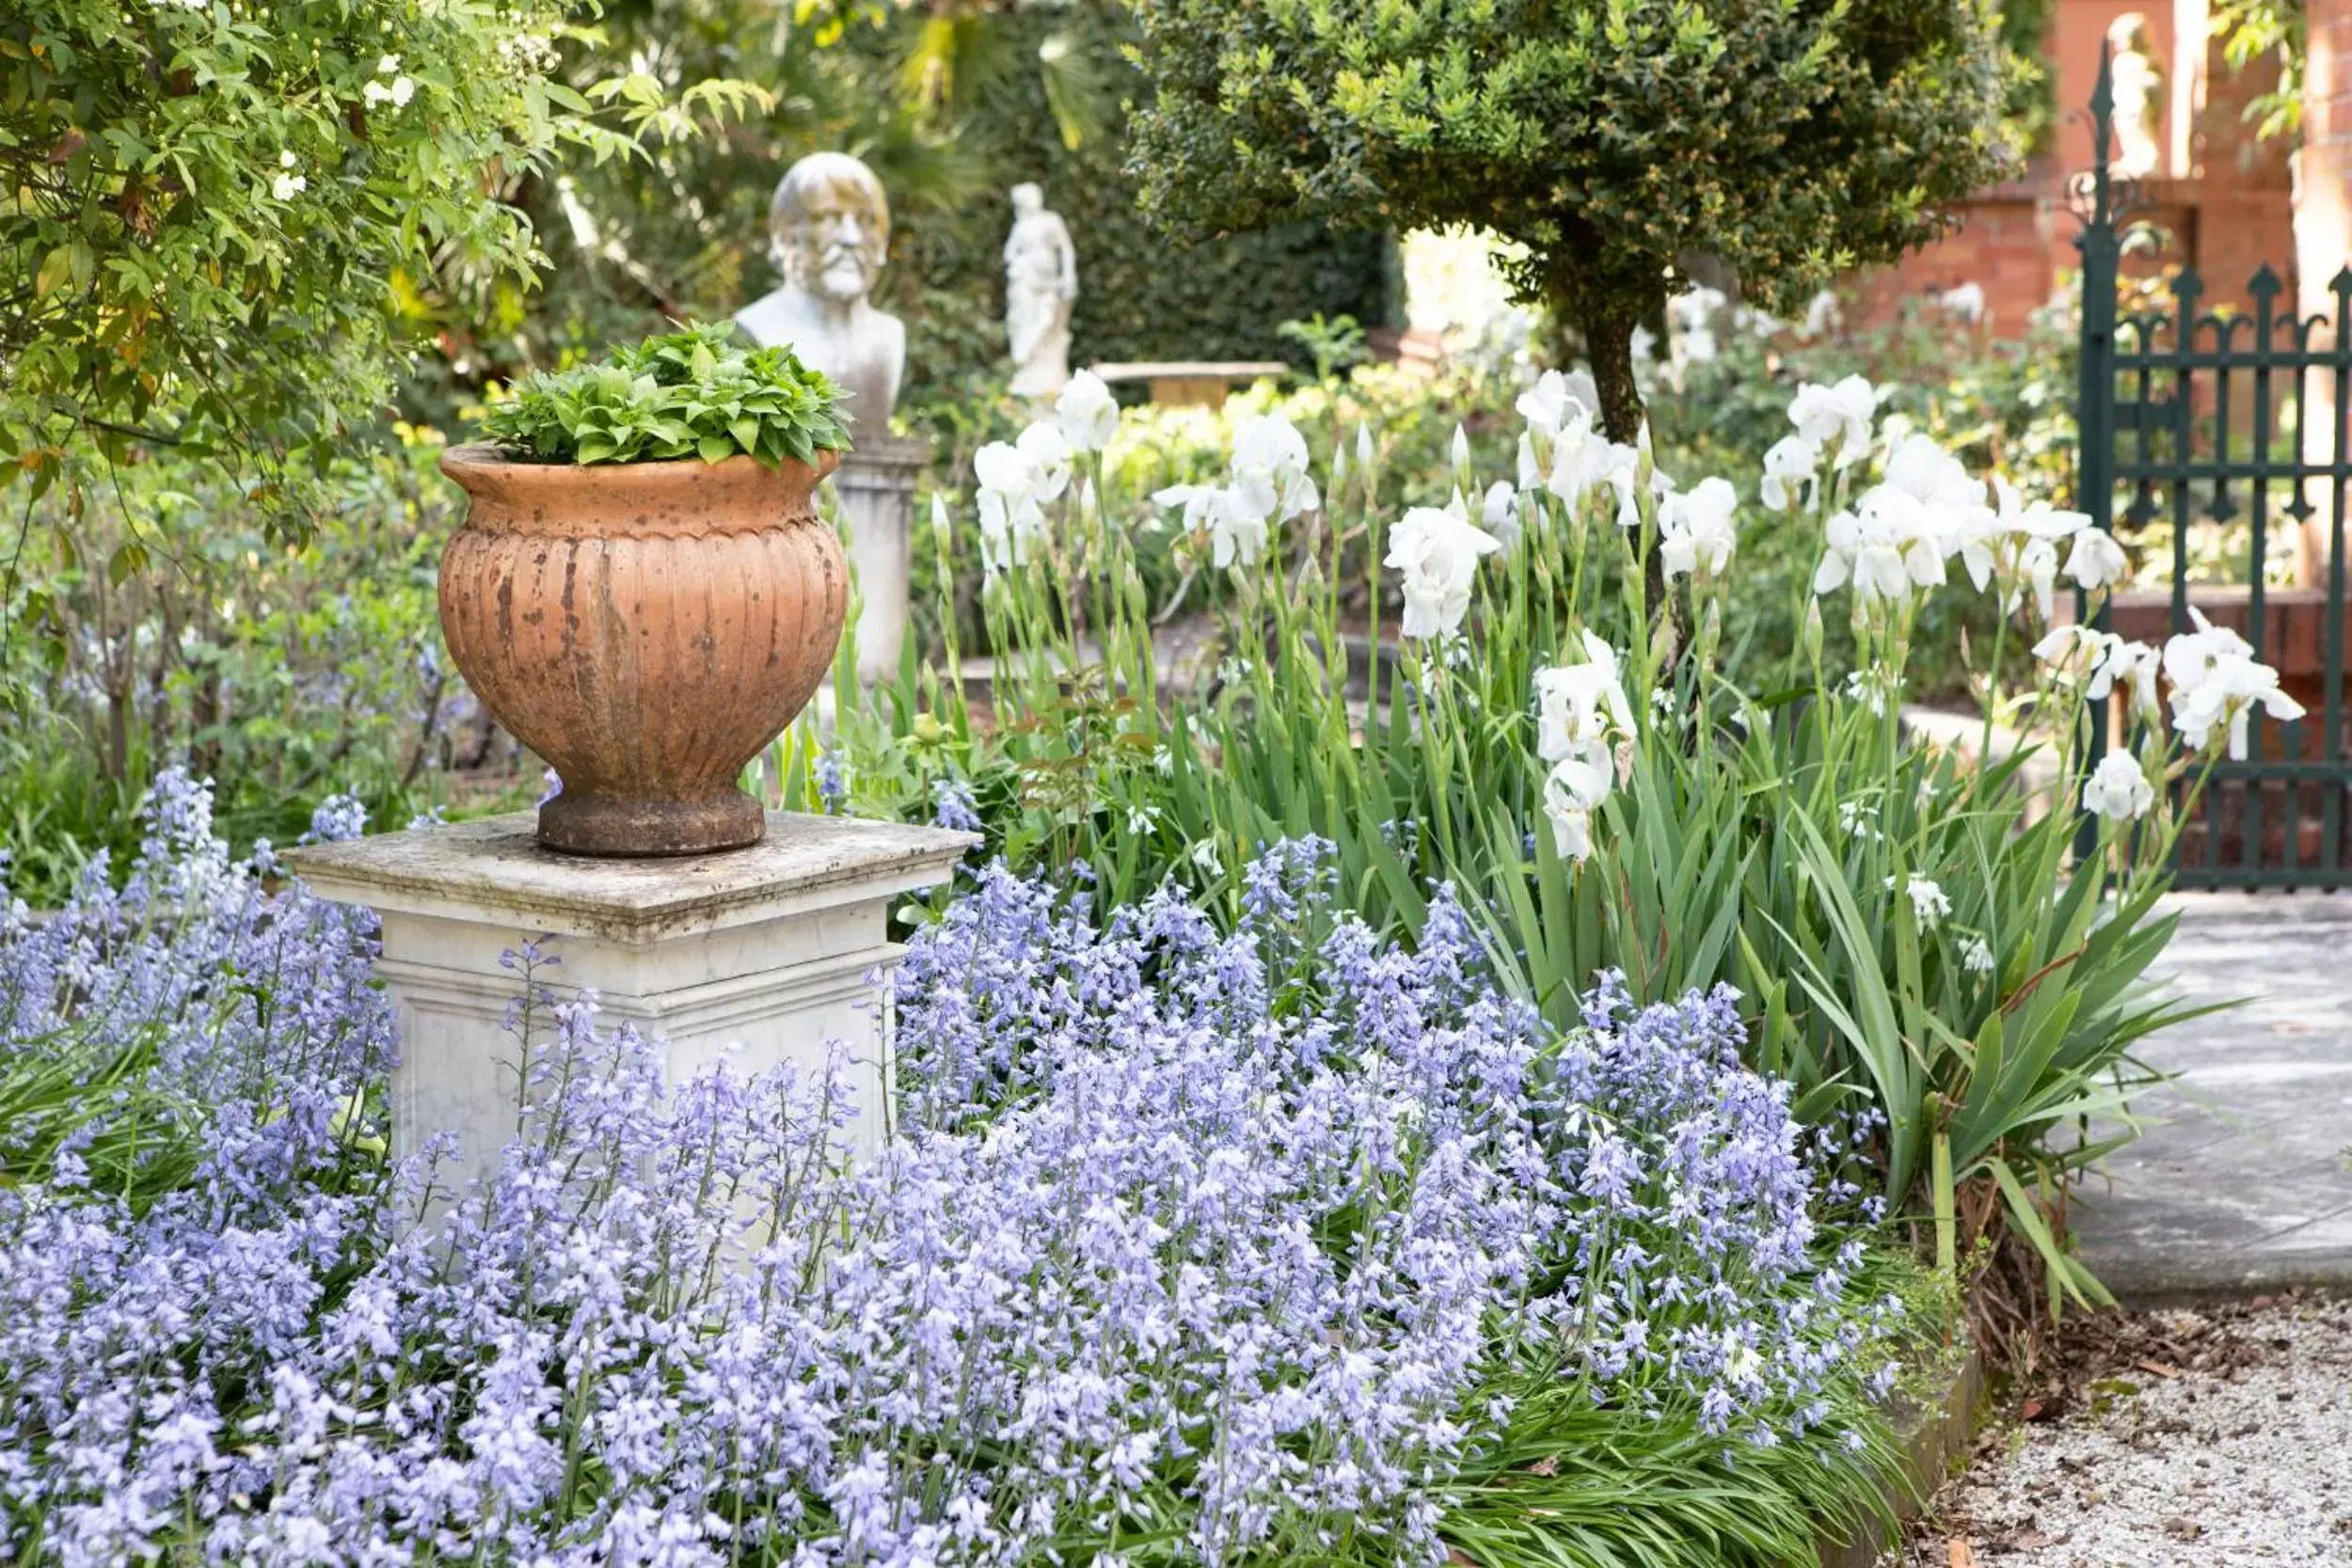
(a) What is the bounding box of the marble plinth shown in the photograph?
[283,811,975,1196]
[832,436,929,684]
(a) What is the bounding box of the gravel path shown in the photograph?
[1905,1294,2352,1566]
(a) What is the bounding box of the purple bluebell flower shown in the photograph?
[0,821,1899,1563]
[930,776,982,834]
[816,750,849,814]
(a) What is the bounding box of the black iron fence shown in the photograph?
[2076,51,2352,889]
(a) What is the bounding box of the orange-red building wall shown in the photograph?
[1859,8,2295,336]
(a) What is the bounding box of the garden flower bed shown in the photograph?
[5,6,2274,1560]
[1,344,2302,1568]
[805,368,2272,1310]
[0,779,1938,1565]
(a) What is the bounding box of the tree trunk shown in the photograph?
[1567,294,1669,633]
[1577,307,1645,446]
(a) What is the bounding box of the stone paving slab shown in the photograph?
[2073,891,2352,1301]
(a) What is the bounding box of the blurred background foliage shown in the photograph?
[0,289,2077,904]
[1997,0,2061,155]
[395,0,1390,430]
[0,434,495,901]
[1,0,2077,905]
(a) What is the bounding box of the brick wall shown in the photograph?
[1857,6,2295,334]
[1854,185,2064,335]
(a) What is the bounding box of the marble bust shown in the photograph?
[1003,182,1076,399]
[735,151,905,427]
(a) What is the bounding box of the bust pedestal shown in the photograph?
[283,811,975,1196]
[832,435,929,683]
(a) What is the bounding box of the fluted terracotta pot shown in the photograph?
[437,445,847,857]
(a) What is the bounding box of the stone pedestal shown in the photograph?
[831,436,929,684]
[283,811,975,1195]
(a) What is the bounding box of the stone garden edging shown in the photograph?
[1820,1342,1986,1568]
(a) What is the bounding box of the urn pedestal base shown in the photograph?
[537,785,765,858]
[283,811,976,1201]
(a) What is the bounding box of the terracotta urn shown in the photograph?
[436,445,847,857]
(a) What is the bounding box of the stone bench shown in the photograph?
[1090,360,1291,406]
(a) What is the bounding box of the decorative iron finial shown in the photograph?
[2085,40,2115,230]
[2090,40,2115,175]
[2071,40,2140,243]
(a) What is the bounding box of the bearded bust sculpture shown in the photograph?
[735,151,905,427]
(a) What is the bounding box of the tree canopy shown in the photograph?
[1122,0,2017,437]
[1,0,767,542]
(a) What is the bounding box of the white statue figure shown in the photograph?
[736,151,905,427]
[2106,15,2164,180]
[1003,182,1076,399]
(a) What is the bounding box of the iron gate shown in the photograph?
[2076,50,2352,889]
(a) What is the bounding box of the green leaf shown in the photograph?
[470,325,846,467]
[1990,1155,2115,1308]
[35,245,76,300]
